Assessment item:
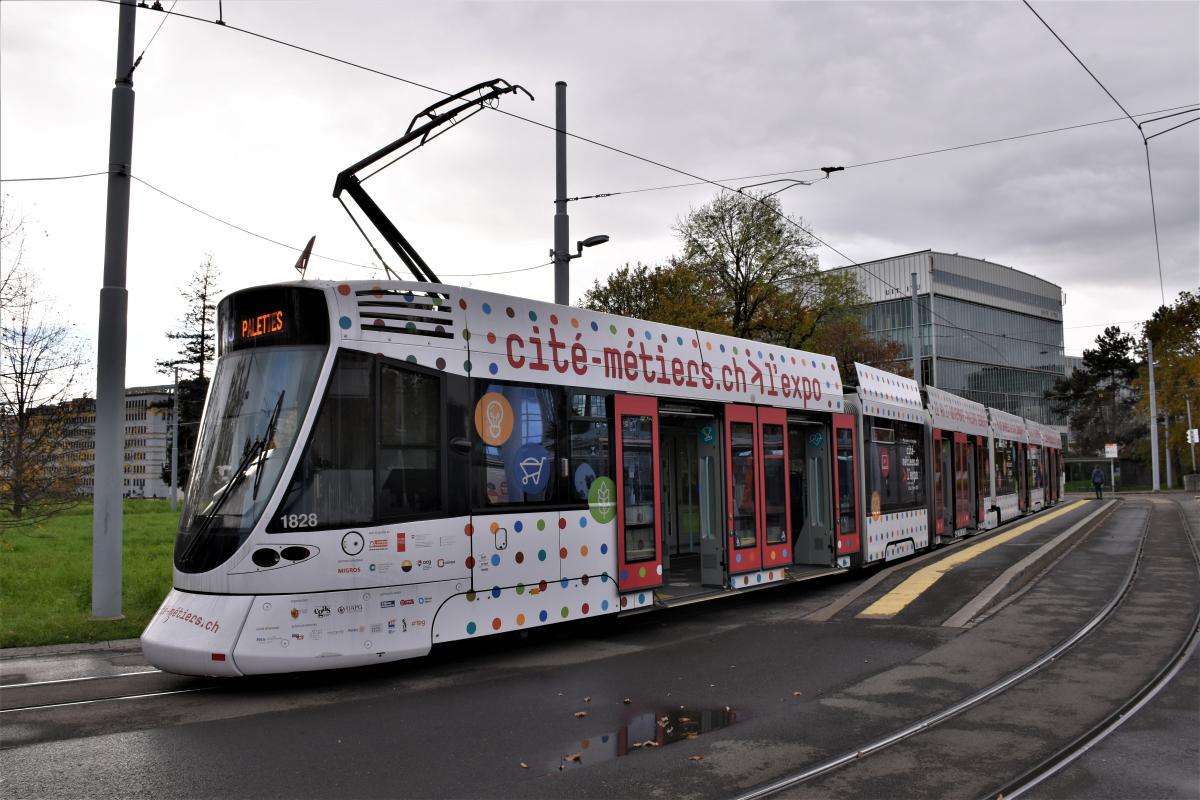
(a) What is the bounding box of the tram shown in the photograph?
[141,279,1064,676]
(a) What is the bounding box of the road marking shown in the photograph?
[857,500,1083,619]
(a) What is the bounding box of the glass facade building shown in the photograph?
[833,251,1066,425]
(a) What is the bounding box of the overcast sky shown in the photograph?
[2,0,1197,390]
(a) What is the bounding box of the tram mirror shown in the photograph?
[450,436,472,454]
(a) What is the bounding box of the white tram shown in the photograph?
[142,279,1064,676]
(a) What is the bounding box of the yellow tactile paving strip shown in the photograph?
[857,500,1083,619]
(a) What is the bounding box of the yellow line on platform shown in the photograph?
[857,500,1083,619]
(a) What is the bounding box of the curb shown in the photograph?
[0,637,142,662]
[942,499,1117,628]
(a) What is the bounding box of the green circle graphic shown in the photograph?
[588,476,617,524]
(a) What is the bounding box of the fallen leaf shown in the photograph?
[688,755,704,762]
[622,698,632,704]
[584,696,592,703]
[574,711,589,718]
[563,752,582,763]
[792,691,803,697]
[519,762,528,769]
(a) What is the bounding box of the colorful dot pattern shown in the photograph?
[726,568,789,591]
[333,280,851,414]
[865,508,930,563]
[853,362,923,421]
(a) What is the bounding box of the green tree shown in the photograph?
[1050,326,1143,457]
[155,256,221,492]
[674,191,822,342]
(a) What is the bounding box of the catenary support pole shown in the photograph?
[553,81,569,305]
[170,369,179,512]
[92,0,136,620]
[1148,338,1161,492]
[911,272,920,385]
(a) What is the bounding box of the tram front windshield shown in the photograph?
[174,346,325,573]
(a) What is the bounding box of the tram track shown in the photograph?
[730,497,1200,800]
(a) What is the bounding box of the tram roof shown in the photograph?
[924,385,989,437]
[321,280,847,413]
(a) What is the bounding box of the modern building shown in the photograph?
[68,384,174,499]
[831,250,1067,426]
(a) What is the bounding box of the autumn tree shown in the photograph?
[0,202,86,528]
[581,261,728,333]
[807,310,908,379]
[155,256,222,491]
[1134,291,1200,478]
[1049,326,1143,457]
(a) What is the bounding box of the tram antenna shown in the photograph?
[333,78,534,284]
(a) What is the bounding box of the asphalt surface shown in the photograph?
[2,494,1196,800]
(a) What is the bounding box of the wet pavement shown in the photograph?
[1,494,1196,799]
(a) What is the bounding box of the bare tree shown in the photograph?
[0,202,86,528]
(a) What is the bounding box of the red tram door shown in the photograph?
[615,395,663,593]
[831,414,861,560]
[932,432,945,536]
[953,432,971,531]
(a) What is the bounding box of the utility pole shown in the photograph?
[92,0,136,620]
[1164,401,1173,489]
[910,272,920,385]
[553,81,569,305]
[170,369,179,512]
[1148,338,1161,492]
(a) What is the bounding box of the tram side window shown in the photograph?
[866,418,925,515]
[1028,445,1043,489]
[568,393,610,502]
[836,427,857,535]
[762,424,787,545]
[994,440,1017,496]
[730,422,757,548]
[377,363,441,518]
[476,383,559,506]
[275,350,375,529]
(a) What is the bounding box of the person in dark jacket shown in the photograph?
[1091,466,1104,499]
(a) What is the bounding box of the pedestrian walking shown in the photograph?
[1091,466,1104,499]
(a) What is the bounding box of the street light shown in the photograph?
[550,233,610,298]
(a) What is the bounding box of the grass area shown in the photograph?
[0,500,178,648]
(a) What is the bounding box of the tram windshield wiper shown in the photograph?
[179,390,287,565]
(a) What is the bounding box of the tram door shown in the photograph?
[933,434,945,536]
[659,410,725,588]
[615,395,663,593]
[724,405,791,576]
[954,433,971,531]
[962,435,977,529]
[788,419,832,566]
[1016,445,1028,512]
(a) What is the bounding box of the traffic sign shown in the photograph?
[1104,443,1119,459]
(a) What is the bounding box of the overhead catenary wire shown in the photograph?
[89,0,1025,367]
[83,0,1184,367]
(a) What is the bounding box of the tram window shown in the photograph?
[275,350,375,529]
[568,393,610,502]
[1028,445,1043,489]
[763,424,787,545]
[994,440,1017,496]
[622,415,656,562]
[866,418,925,515]
[730,422,757,549]
[836,427,856,535]
[475,383,559,507]
[377,364,441,518]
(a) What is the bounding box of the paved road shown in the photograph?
[2,496,1196,799]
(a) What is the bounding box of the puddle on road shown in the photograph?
[552,705,737,771]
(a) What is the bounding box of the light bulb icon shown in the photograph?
[485,399,504,439]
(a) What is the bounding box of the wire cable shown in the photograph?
[125,0,178,81]
[0,171,115,183]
